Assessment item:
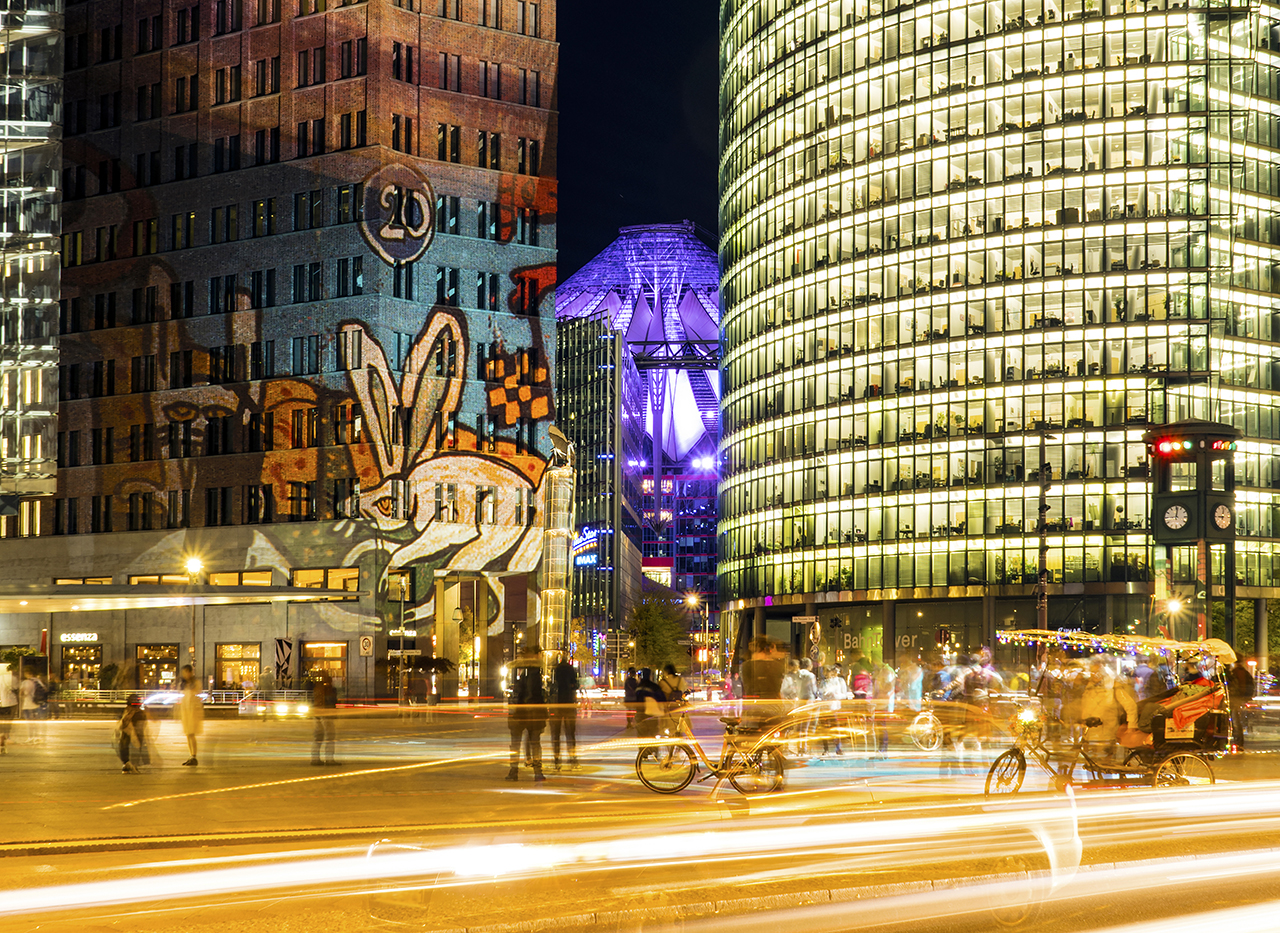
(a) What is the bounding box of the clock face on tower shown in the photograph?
[1164,504,1189,531]
[1214,504,1233,530]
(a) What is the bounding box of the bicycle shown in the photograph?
[635,707,790,795]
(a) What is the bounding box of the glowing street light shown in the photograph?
[186,557,203,682]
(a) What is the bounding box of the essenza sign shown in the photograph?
[60,632,99,643]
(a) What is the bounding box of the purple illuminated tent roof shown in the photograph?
[557,222,721,461]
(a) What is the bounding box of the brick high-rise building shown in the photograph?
[0,0,557,697]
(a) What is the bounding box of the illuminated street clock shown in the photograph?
[1213,504,1233,530]
[1163,504,1190,531]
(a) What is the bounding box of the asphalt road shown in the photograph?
[4,709,1280,932]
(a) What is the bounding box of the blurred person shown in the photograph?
[1133,655,1155,699]
[623,667,639,730]
[0,662,15,754]
[633,671,667,739]
[310,672,338,766]
[506,643,547,781]
[819,664,849,755]
[1079,655,1137,762]
[873,661,897,758]
[781,659,801,703]
[848,647,873,677]
[1227,660,1256,752]
[741,636,787,730]
[116,694,149,773]
[19,668,46,744]
[178,664,204,766]
[851,664,873,699]
[902,658,924,713]
[658,663,687,706]
[955,656,1003,769]
[549,653,579,771]
[796,658,819,754]
[1146,657,1178,697]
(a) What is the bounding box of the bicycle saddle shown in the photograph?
[719,716,741,725]
[1083,716,1103,728]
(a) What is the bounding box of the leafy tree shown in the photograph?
[568,617,597,669]
[626,594,686,672]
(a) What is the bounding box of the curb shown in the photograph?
[420,848,1280,933]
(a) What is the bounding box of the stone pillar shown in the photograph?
[982,593,997,649]
[1103,594,1115,635]
[885,601,896,665]
[480,575,503,699]
[436,576,460,697]
[1256,598,1269,675]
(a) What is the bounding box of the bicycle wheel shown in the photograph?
[728,747,786,794]
[635,743,696,793]
[908,711,943,751]
[985,748,1026,796]
[1151,751,1214,788]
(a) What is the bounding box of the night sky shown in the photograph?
[555,1,721,281]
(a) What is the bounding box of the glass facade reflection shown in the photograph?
[0,0,60,514]
[718,0,1280,647]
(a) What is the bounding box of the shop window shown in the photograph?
[209,569,274,586]
[216,643,261,690]
[128,573,189,585]
[136,644,180,689]
[54,576,112,584]
[291,567,359,596]
[302,641,347,689]
[61,646,102,686]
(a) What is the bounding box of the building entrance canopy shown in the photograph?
[0,584,365,614]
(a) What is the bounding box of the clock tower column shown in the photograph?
[1144,422,1242,643]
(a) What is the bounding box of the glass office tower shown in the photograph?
[719,0,1280,658]
[0,0,60,523]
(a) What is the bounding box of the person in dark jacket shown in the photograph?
[632,672,667,739]
[310,673,338,765]
[117,694,149,773]
[623,667,639,729]
[549,653,580,770]
[1228,660,1256,751]
[506,643,547,781]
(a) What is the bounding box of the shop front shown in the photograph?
[215,643,261,690]
[60,645,102,686]
[136,644,180,689]
[301,641,347,690]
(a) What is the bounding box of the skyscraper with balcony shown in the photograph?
[719,0,1280,662]
[0,0,557,696]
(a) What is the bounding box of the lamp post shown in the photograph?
[686,594,699,682]
[185,556,203,684]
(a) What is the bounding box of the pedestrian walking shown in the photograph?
[1227,659,1256,752]
[632,670,667,739]
[506,643,547,781]
[623,667,639,730]
[19,668,46,744]
[549,653,579,770]
[178,664,204,766]
[310,672,338,765]
[116,694,149,773]
[0,662,16,755]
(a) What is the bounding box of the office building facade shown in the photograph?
[719,0,1280,661]
[557,223,721,674]
[0,0,557,695]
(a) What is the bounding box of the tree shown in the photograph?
[568,617,597,669]
[626,594,686,672]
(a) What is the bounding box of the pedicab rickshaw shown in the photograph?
[985,630,1234,794]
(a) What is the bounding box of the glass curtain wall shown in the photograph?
[0,0,60,511]
[718,0,1280,613]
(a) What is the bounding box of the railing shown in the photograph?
[56,688,294,706]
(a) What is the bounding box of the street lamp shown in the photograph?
[185,557,203,685]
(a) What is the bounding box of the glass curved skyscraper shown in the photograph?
[719,0,1280,657]
[0,0,60,520]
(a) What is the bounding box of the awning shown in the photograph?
[0,584,367,614]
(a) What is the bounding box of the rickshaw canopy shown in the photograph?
[997,630,1237,664]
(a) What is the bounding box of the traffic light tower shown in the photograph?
[1144,421,1241,642]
